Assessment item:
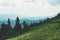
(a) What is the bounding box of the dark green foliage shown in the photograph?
[7,18,12,37]
[1,23,8,33]
[0,18,12,39]
[1,23,9,39]
[23,21,30,31]
[14,16,22,32]
[8,18,11,26]
[30,22,35,27]
[7,18,12,32]
[56,13,60,18]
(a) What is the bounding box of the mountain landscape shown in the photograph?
[0,13,59,40]
[6,13,60,40]
[0,0,60,40]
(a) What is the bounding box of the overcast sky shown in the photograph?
[0,0,60,18]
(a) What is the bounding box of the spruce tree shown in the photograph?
[8,18,11,26]
[7,18,12,36]
[8,18,12,31]
[23,21,29,31]
[14,16,22,32]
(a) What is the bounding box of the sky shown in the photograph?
[0,0,60,18]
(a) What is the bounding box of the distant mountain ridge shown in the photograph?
[0,15,54,28]
[0,19,40,28]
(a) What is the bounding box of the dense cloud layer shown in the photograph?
[0,0,60,18]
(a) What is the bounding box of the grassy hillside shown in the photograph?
[7,19,60,40]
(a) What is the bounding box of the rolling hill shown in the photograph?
[7,18,60,40]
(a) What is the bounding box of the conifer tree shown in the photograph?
[23,21,29,31]
[14,16,22,32]
[8,18,12,31]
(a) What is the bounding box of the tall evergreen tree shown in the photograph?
[14,16,22,32]
[8,18,11,26]
[1,18,12,39]
[7,18,12,36]
[8,18,12,31]
[23,21,29,31]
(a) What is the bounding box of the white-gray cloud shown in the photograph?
[24,0,35,2]
[0,0,60,18]
[0,3,15,7]
[0,0,15,7]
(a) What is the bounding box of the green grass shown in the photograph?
[51,19,60,22]
[7,19,60,40]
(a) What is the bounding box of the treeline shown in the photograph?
[0,16,51,39]
[0,16,50,39]
[0,13,60,40]
[0,17,30,40]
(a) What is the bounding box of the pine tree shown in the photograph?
[1,18,12,38]
[7,18,12,36]
[14,16,22,32]
[8,18,11,26]
[8,18,12,31]
[23,21,29,31]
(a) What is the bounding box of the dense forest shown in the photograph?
[0,13,60,40]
